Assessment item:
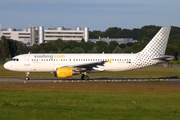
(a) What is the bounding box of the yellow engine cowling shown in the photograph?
[55,68,73,78]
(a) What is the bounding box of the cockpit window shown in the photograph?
[11,58,19,61]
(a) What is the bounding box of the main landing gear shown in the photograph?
[81,74,89,80]
[25,72,30,80]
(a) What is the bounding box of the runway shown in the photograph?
[0,78,180,84]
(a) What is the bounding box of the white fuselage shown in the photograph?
[4,53,160,73]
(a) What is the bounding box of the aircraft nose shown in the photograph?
[3,62,12,70]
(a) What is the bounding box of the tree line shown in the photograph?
[0,25,180,64]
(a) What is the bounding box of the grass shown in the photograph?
[1,65,180,79]
[0,83,180,120]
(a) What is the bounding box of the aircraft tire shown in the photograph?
[84,75,89,80]
[81,74,89,80]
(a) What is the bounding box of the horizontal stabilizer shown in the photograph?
[152,55,174,61]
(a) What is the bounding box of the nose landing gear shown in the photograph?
[25,72,29,80]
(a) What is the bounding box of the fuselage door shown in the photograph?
[24,55,30,66]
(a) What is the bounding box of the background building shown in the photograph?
[0,27,31,45]
[0,25,135,45]
[44,26,89,43]
[0,26,89,45]
[89,37,134,44]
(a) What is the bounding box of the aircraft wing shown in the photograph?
[76,61,106,68]
[64,61,107,71]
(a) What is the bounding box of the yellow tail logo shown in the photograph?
[157,35,162,40]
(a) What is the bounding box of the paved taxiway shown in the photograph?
[0,78,180,84]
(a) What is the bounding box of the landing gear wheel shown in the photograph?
[25,72,30,80]
[81,74,85,80]
[81,74,89,80]
[84,75,89,80]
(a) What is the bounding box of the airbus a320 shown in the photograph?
[4,27,173,80]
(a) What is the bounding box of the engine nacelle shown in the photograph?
[54,68,73,78]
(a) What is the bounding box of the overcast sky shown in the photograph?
[0,0,179,31]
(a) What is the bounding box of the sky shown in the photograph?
[0,0,180,31]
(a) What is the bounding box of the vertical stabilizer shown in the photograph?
[139,27,171,55]
[128,27,171,70]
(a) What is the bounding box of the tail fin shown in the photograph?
[139,27,171,55]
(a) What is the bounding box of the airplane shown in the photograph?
[3,27,173,80]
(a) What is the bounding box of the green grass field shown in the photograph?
[1,65,180,119]
[0,84,180,120]
[1,65,180,79]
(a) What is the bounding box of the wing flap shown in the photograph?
[74,61,106,68]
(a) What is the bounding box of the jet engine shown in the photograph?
[54,68,73,78]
